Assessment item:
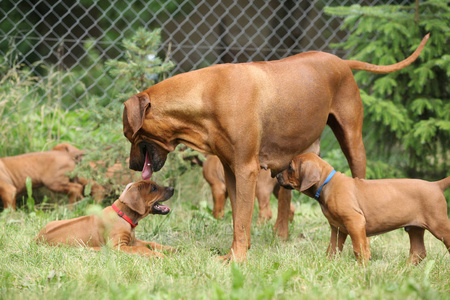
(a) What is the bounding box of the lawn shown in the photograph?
[1,167,449,300]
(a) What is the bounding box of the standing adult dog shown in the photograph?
[277,153,450,264]
[123,35,429,261]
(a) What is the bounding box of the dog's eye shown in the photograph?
[151,185,157,192]
[288,163,294,171]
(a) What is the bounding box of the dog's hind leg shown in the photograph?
[0,184,17,210]
[272,186,292,239]
[211,183,227,219]
[328,80,366,179]
[405,226,426,265]
[426,219,450,255]
[423,195,450,255]
[255,183,273,224]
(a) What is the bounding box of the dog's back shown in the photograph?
[0,151,75,193]
[35,213,107,247]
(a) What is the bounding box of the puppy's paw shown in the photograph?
[163,245,178,254]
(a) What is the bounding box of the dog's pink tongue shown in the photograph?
[142,152,153,180]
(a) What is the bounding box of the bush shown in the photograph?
[325,1,449,180]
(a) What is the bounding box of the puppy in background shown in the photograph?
[0,143,86,209]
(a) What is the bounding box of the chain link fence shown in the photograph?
[1,0,412,110]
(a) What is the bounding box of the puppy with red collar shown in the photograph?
[36,180,175,257]
[277,153,450,264]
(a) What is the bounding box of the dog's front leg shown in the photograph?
[220,161,258,262]
[89,241,165,257]
[343,216,370,264]
[133,238,177,253]
[327,225,347,258]
[117,245,165,258]
[110,236,165,257]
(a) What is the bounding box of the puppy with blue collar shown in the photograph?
[277,153,450,264]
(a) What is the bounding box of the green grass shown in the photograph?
[1,168,449,300]
[1,61,449,299]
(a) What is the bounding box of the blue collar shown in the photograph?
[314,170,336,200]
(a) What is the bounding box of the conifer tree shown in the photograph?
[107,28,174,97]
[325,0,449,179]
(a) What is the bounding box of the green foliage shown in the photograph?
[25,177,35,212]
[106,28,175,97]
[325,1,450,179]
[1,27,197,203]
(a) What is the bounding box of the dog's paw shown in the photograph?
[163,246,178,254]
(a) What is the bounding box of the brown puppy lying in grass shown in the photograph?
[0,143,86,210]
[36,180,175,257]
[277,153,450,264]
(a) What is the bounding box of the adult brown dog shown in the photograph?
[203,154,295,225]
[35,180,175,257]
[276,153,450,264]
[123,35,429,261]
[0,143,86,209]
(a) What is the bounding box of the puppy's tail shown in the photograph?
[436,176,450,192]
[345,34,429,74]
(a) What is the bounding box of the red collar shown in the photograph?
[112,203,138,228]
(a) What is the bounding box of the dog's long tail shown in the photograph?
[345,34,429,74]
[436,176,450,192]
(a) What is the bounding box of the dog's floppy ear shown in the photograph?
[123,94,151,139]
[298,160,321,192]
[119,183,146,215]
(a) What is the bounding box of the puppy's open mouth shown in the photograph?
[152,202,170,215]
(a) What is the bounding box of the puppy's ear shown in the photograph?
[119,184,146,215]
[298,160,321,192]
[123,94,151,139]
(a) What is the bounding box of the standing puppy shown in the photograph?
[277,153,450,264]
[36,180,175,257]
[0,144,86,209]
